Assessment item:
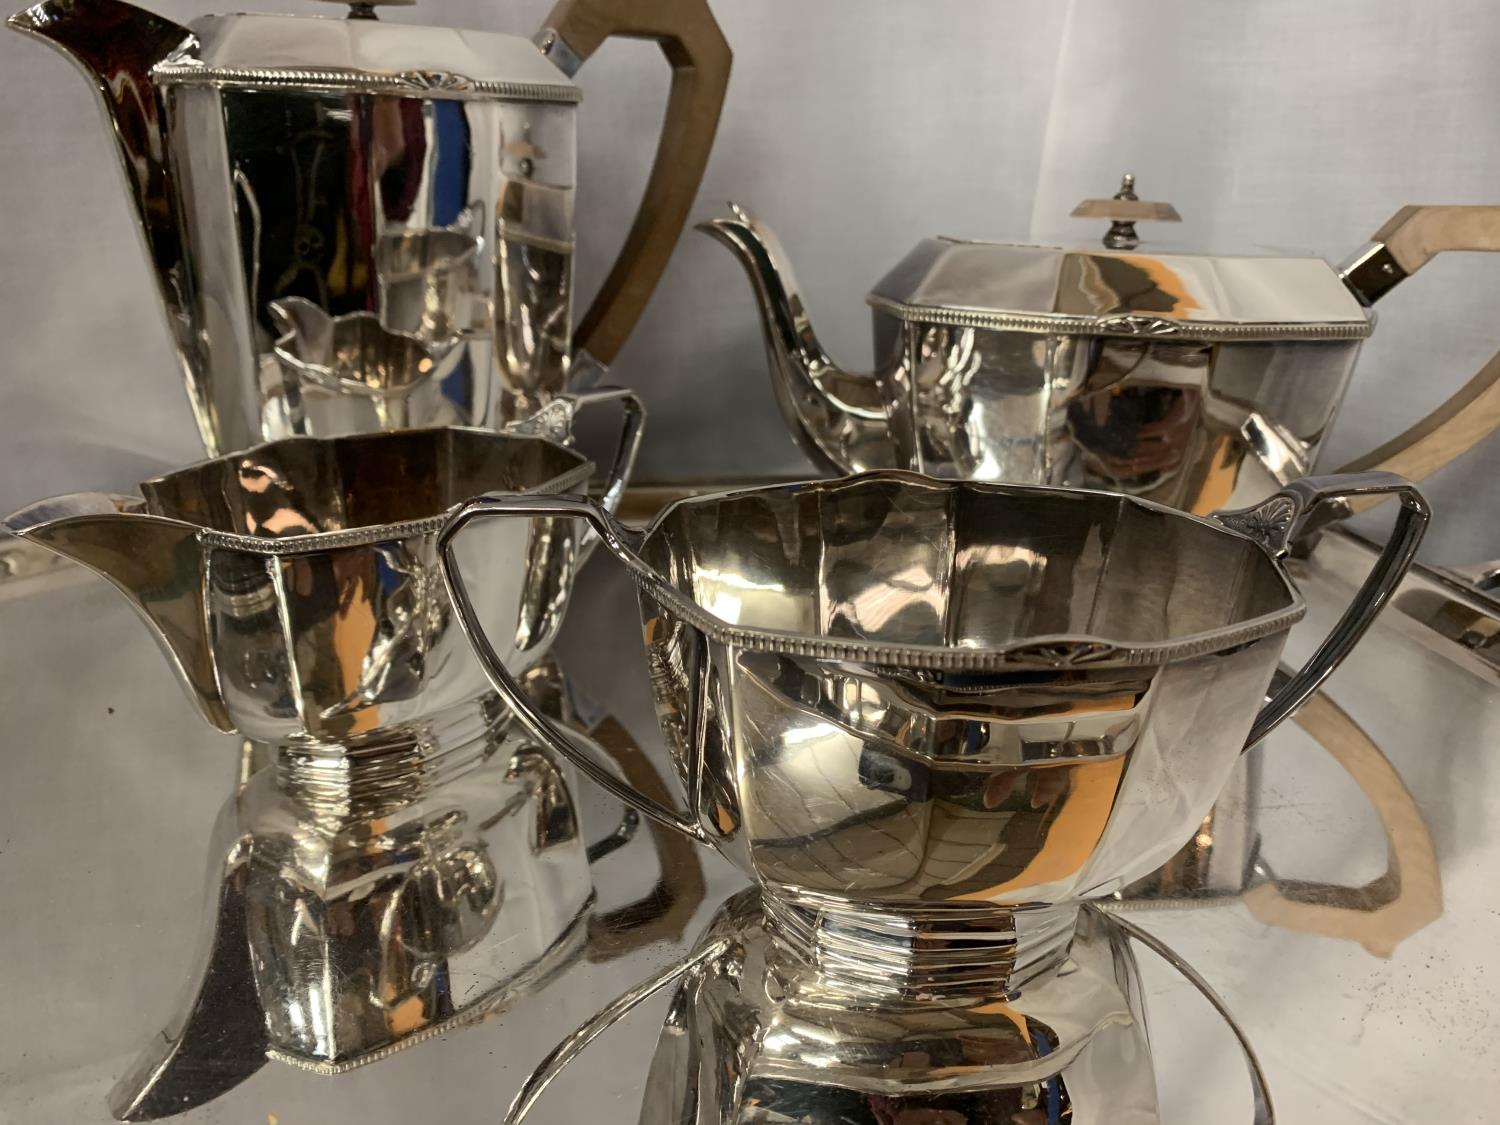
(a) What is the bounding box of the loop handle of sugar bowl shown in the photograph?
[1213,471,1428,749]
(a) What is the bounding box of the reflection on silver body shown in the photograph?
[104,656,696,1121]
[635,893,1174,1123]
[115,717,590,1116]
[443,471,1425,1123]
[508,891,1270,1125]
[10,0,624,454]
[1117,747,1264,904]
[702,202,1447,514]
[3,418,640,762]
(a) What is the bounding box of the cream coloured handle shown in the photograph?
[1243,690,1441,958]
[1374,204,1500,271]
[1338,205,1500,510]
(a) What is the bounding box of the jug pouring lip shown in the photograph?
[2,491,181,535]
[268,297,465,399]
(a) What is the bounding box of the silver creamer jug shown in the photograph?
[9,0,729,454]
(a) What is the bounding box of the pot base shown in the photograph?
[642,889,1160,1123]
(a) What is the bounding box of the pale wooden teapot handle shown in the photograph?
[1242,690,1441,958]
[1338,205,1500,511]
[538,0,732,367]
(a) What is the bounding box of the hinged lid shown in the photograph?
[154,10,579,103]
[867,175,1372,342]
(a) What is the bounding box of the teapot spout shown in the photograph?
[8,0,209,445]
[697,203,900,474]
[3,495,231,731]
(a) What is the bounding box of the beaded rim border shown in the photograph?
[153,61,581,104]
[865,294,1375,342]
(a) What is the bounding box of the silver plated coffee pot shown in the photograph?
[9,0,729,455]
[703,181,1500,515]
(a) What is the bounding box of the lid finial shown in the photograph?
[1070,174,1182,250]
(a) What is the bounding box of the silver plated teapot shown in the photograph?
[9,0,729,454]
[704,180,1500,515]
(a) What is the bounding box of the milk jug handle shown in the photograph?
[538,0,732,367]
[1337,205,1500,508]
[439,495,707,842]
[1214,471,1428,748]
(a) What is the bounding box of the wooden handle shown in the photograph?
[1242,691,1440,958]
[545,0,731,366]
[1373,204,1500,272]
[1337,204,1500,508]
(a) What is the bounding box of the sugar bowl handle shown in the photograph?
[440,495,707,841]
[1215,471,1428,747]
[538,0,731,367]
[1337,205,1500,507]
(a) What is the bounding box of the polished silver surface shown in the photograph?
[698,204,1440,515]
[6,0,709,455]
[447,471,1423,860]
[509,891,1273,1124]
[441,470,1424,1123]
[0,522,1489,1122]
[1386,541,1500,680]
[1111,657,1442,966]
[3,418,639,764]
[109,662,673,1119]
[154,11,580,100]
[602,483,1445,931]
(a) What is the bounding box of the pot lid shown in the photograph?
[154,4,579,103]
[866,174,1372,342]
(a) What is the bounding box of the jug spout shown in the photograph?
[698,203,901,474]
[8,0,205,440]
[3,494,230,731]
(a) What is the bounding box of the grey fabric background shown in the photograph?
[2,0,1498,561]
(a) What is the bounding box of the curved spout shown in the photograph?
[697,203,902,474]
[3,494,230,731]
[8,0,208,444]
